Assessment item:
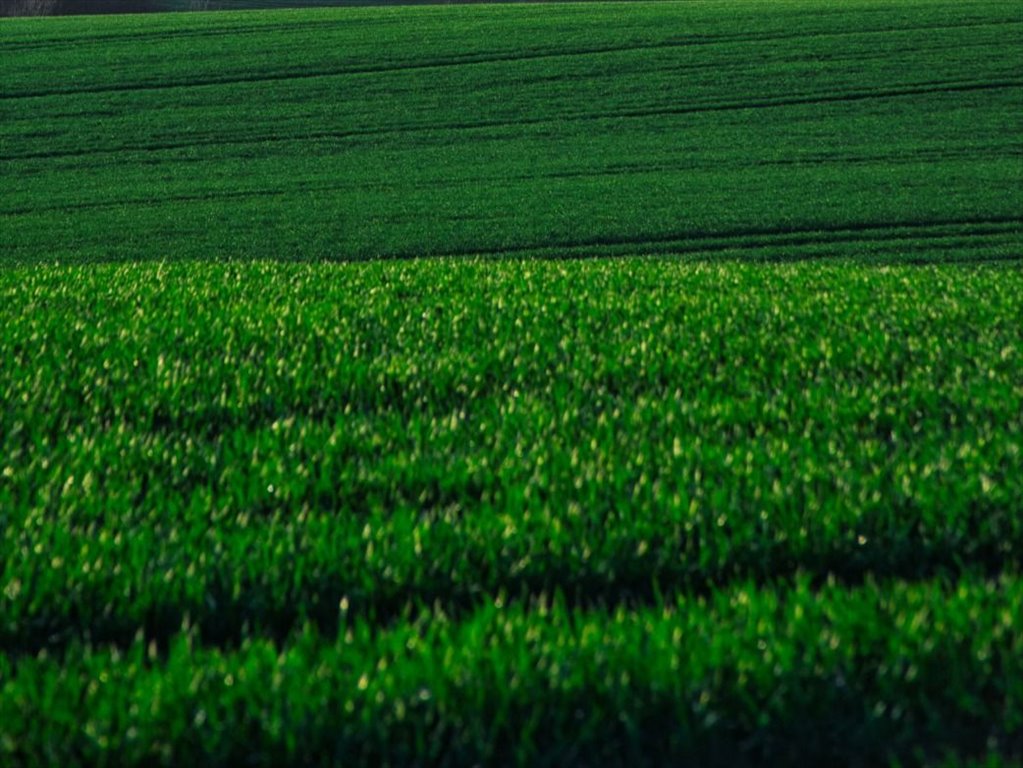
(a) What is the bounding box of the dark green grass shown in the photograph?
[1,0,1021,264]
[2,1,1023,765]
[2,578,1021,767]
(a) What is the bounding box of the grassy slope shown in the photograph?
[1,1,1022,766]
[1,0,1021,264]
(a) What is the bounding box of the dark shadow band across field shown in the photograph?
[1,212,1020,267]
[408,215,1023,263]
[5,577,1021,766]
[4,546,1018,659]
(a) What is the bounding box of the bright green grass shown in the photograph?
[1,1,1022,765]
[2,260,1022,764]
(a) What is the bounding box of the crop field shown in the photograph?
[1,1,1022,766]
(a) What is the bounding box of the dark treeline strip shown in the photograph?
[3,0,175,16]
[1,0,589,16]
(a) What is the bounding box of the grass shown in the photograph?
[2,260,1022,764]
[3,578,1021,766]
[1,0,1021,264]
[1,0,1022,765]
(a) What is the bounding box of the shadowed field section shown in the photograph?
[3,578,1021,766]
[1,0,1021,264]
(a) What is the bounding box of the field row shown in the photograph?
[2,260,1020,652]
[2,576,1020,766]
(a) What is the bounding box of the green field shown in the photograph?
[1,1,1022,765]
[3,0,1021,264]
